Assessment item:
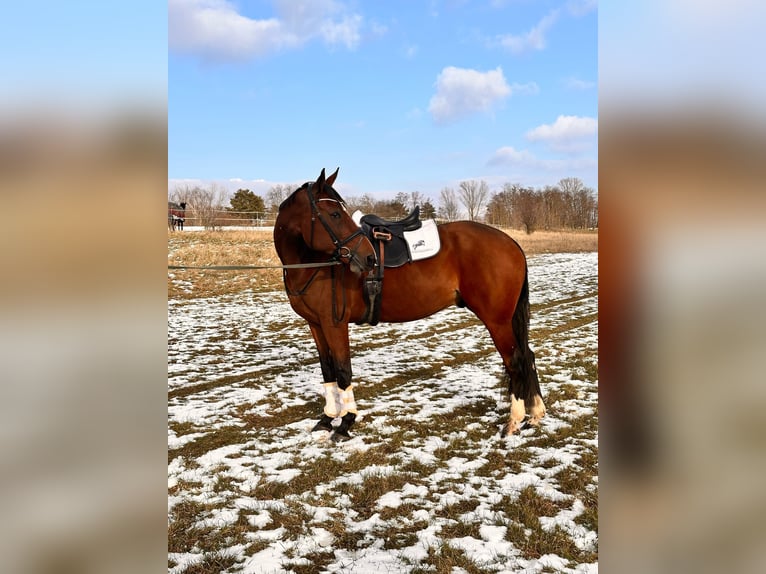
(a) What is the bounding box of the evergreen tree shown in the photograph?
[229,189,265,218]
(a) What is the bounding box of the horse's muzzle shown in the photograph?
[340,234,376,274]
[349,252,376,274]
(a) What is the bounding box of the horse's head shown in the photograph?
[278,168,376,274]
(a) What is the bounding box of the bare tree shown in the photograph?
[183,183,228,229]
[438,187,461,221]
[266,183,297,217]
[345,193,376,214]
[515,187,540,234]
[170,185,193,207]
[458,180,489,222]
[394,191,427,213]
[556,178,597,229]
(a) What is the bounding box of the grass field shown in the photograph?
[168,228,598,573]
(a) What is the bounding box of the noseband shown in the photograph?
[305,183,369,265]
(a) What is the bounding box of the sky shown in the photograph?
[168,0,598,202]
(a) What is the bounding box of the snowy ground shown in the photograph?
[168,252,598,573]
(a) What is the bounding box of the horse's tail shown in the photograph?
[510,265,541,404]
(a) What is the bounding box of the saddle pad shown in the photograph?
[404,219,440,261]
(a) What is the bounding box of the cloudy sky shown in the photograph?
[169,0,597,200]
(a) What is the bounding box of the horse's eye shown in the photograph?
[331,211,341,219]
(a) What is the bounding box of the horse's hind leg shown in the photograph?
[484,321,545,435]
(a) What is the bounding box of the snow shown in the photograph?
[168,252,598,573]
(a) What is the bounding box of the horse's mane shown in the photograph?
[278,181,346,211]
[278,183,308,211]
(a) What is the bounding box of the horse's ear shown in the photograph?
[316,168,326,187]
[326,167,339,187]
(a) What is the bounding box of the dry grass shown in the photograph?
[502,228,598,254]
[167,230,283,299]
[167,227,597,299]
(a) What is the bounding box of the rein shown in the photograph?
[168,261,341,271]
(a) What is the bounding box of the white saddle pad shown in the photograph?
[404,219,440,261]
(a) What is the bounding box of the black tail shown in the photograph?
[510,267,541,404]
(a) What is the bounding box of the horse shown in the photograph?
[168,202,186,231]
[274,168,545,441]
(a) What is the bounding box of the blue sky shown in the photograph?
[169,0,597,202]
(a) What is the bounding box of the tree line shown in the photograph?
[169,177,597,232]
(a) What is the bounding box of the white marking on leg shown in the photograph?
[323,382,340,418]
[507,393,526,434]
[528,394,546,426]
[338,385,357,417]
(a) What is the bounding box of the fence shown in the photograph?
[171,209,276,229]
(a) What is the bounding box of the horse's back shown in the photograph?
[378,221,526,322]
[438,221,527,265]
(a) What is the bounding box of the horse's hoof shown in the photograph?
[331,430,352,442]
[502,418,530,436]
[311,415,334,433]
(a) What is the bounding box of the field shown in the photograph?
[168,229,598,573]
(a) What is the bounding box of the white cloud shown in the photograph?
[428,66,513,124]
[566,0,598,17]
[488,146,596,171]
[488,146,538,166]
[496,9,560,54]
[320,14,363,48]
[563,77,596,90]
[169,0,363,61]
[492,1,595,55]
[525,115,597,151]
[510,81,540,95]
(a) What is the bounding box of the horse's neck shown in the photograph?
[274,225,314,265]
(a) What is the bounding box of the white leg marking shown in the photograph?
[507,393,526,434]
[323,382,340,418]
[528,394,546,426]
[338,385,357,417]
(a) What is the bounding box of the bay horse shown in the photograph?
[274,168,545,441]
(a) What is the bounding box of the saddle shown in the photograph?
[356,206,442,326]
[360,206,422,268]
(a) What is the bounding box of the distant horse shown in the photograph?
[274,169,544,441]
[168,202,186,231]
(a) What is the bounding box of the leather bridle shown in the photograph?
[305,182,371,266]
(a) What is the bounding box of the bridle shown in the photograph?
[304,182,370,266]
[283,182,373,324]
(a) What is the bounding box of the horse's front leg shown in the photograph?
[308,323,338,434]
[308,322,358,441]
[321,321,358,442]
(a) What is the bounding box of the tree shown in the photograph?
[420,199,437,219]
[345,193,376,214]
[515,187,539,234]
[373,198,408,219]
[458,180,489,221]
[485,187,516,227]
[266,183,297,217]
[438,187,461,221]
[228,189,265,219]
[555,178,597,229]
[172,183,227,229]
